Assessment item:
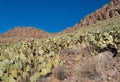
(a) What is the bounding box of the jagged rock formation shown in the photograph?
[61,0,120,34]
[75,0,120,27]
[0,27,53,44]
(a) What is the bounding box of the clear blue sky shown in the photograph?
[0,0,110,34]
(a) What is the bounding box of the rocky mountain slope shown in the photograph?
[0,27,53,44]
[0,0,120,44]
[76,0,120,27]
[61,0,120,34]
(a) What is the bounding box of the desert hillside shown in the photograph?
[0,27,53,44]
[0,0,120,44]
[61,0,120,34]
[0,15,120,82]
[75,0,120,27]
[0,1,120,82]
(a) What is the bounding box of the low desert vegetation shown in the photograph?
[0,16,120,82]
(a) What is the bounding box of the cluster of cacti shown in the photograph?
[40,24,120,53]
[0,40,62,82]
[0,22,120,82]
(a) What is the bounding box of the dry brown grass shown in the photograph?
[53,66,68,81]
[79,51,113,81]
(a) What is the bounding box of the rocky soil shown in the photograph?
[37,46,120,82]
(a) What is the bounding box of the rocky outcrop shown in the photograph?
[61,0,120,34]
[75,0,120,27]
